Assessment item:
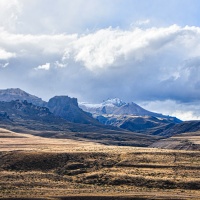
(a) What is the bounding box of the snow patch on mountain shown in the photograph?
[102,98,126,107]
[79,98,126,110]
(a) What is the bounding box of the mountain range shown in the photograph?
[0,88,161,147]
[0,88,199,150]
[0,88,100,125]
[79,98,181,134]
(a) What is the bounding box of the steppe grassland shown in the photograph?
[0,128,200,199]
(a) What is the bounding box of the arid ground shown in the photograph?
[0,128,200,200]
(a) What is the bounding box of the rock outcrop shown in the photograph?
[47,96,100,125]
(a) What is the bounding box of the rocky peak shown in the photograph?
[48,96,78,108]
[47,96,99,124]
[0,88,46,107]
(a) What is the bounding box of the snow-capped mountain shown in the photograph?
[79,98,182,133]
[79,98,127,115]
[79,98,175,118]
[102,98,126,107]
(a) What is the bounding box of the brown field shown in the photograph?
[0,128,200,200]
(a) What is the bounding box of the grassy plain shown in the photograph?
[0,128,200,200]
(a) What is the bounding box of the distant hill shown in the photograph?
[149,120,200,150]
[158,120,200,137]
[150,131,200,151]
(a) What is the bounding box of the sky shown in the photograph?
[0,0,200,120]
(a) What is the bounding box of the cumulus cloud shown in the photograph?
[1,0,200,121]
[1,24,200,72]
[0,48,16,60]
[0,28,77,55]
[0,24,200,119]
[61,25,200,71]
[35,63,50,70]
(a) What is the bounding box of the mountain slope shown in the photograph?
[158,120,200,137]
[0,100,65,125]
[0,88,46,107]
[0,111,11,123]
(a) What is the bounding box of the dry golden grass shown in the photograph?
[150,131,200,150]
[0,128,200,200]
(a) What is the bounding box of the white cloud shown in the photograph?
[0,24,200,120]
[0,0,22,32]
[61,25,200,71]
[0,1,200,121]
[35,63,50,71]
[141,100,200,121]
[134,19,150,26]
[0,28,77,56]
[54,61,67,68]
[1,24,200,72]
[172,111,200,121]
[0,48,15,60]
[0,0,122,34]
[0,62,9,68]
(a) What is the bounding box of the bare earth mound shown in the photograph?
[0,128,200,200]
